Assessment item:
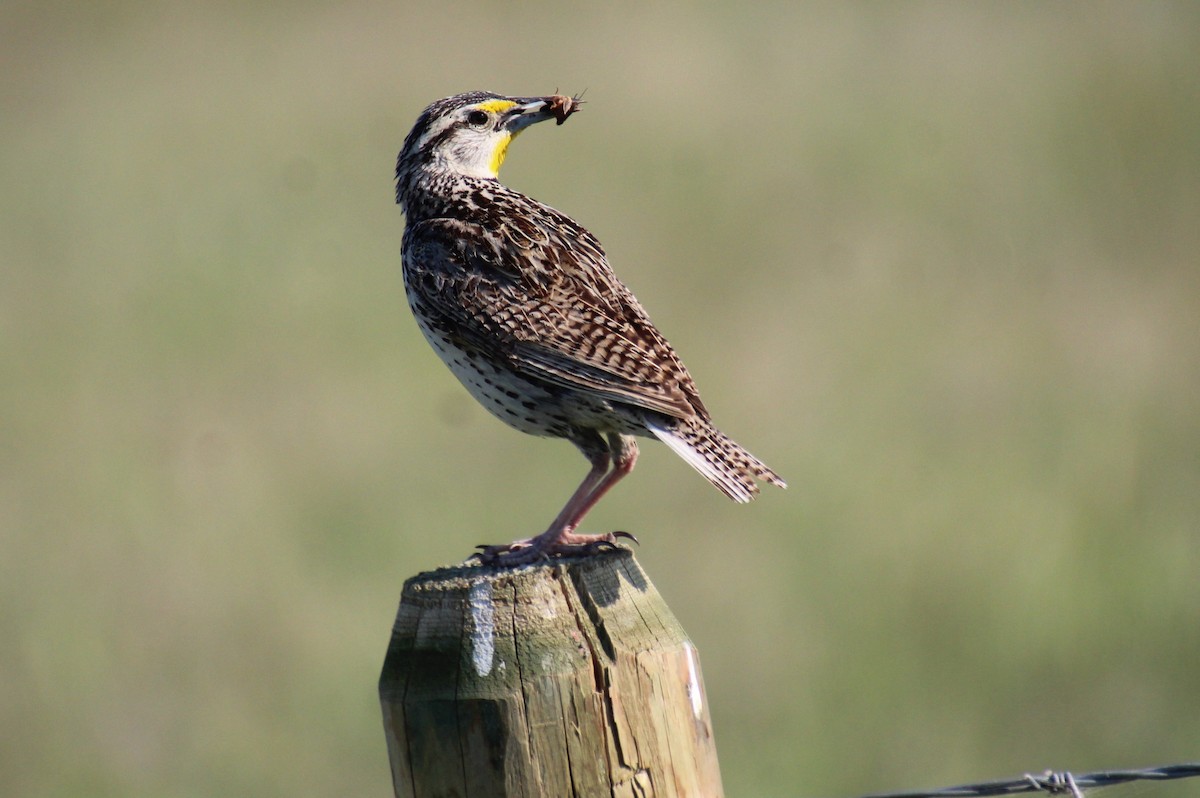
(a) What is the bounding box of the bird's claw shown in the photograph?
[469,530,636,565]
[470,541,537,565]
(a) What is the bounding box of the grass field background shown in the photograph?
[3,2,1199,796]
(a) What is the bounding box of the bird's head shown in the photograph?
[396,91,582,199]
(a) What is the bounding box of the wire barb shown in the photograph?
[1023,771,1082,798]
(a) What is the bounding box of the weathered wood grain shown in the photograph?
[379,548,723,797]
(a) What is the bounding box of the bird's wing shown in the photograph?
[404,215,709,421]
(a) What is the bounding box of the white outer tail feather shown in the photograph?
[646,419,760,503]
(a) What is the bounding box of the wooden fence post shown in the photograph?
[379,547,724,797]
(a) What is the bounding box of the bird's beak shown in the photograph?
[504,95,583,131]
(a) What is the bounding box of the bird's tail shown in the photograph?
[646,416,786,503]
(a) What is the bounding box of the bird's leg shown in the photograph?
[554,433,639,537]
[540,443,612,540]
[474,433,639,564]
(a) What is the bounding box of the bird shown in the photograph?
[395,91,785,564]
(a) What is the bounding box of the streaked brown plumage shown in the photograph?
[396,91,784,562]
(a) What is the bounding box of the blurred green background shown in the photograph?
[3,2,1199,796]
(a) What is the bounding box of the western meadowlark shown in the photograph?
[396,91,785,563]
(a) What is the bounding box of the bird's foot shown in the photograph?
[472,529,638,566]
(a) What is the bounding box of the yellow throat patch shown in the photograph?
[478,100,519,177]
[489,132,514,176]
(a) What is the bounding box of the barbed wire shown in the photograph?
[856,762,1200,798]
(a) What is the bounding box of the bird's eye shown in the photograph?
[466,110,489,127]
